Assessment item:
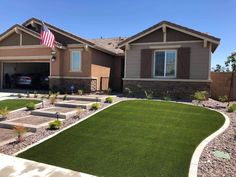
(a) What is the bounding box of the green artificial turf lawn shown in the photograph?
[0,99,40,111]
[18,100,225,177]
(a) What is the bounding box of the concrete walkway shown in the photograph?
[0,153,96,177]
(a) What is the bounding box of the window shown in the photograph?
[154,50,177,77]
[70,50,81,72]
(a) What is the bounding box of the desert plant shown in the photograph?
[33,91,38,98]
[26,92,30,98]
[144,90,153,99]
[78,89,83,95]
[17,93,22,98]
[76,107,82,118]
[0,107,9,119]
[91,103,101,110]
[163,96,171,101]
[48,120,62,130]
[14,125,27,142]
[105,97,113,103]
[49,95,57,105]
[26,102,36,110]
[124,87,133,97]
[55,92,60,99]
[218,95,228,102]
[63,94,68,101]
[227,103,236,112]
[193,91,208,104]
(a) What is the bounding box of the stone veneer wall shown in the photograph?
[123,80,211,98]
[49,78,97,93]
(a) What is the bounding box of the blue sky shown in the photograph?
[0,0,235,67]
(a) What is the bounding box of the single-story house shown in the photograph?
[0,18,124,92]
[119,21,220,97]
[0,18,220,97]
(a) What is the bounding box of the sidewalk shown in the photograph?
[0,153,95,177]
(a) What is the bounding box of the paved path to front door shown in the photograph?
[0,153,96,177]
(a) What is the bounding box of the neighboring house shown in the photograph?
[118,21,220,97]
[0,18,124,92]
[0,18,220,97]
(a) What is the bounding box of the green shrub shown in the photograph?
[105,97,113,103]
[33,91,38,98]
[63,95,67,101]
[144,90,153,99]
[218,95,228,102]
[227,103,236,112]
[26,102,36,110]
[78,89,83,95]
[91,103,101,110]
[17,93,22,98]
[48,120,62,130]
[193,91,208,103]
[0,107,9,119]
[163,96,171,101]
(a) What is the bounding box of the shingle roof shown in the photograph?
[90,37,127,55]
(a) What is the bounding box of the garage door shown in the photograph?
[2,62,50,90]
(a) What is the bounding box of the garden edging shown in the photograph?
[188,110,230,177]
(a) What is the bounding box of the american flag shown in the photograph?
[40,22,55,48]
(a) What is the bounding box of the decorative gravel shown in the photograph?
[0,102,110,155]
[196,99,236,177]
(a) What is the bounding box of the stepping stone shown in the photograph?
[55,100,96,109]
[212,150,230,160]
[58,94,115,102]
[0,115,57,132]
[31,107,78,119]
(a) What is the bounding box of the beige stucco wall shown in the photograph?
[125,41,210,80]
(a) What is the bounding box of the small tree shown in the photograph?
[14,125,27,142]
[225,52,236,102]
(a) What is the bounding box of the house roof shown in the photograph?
[23,18,124,56]
[118,21,220,52]
[90,37,127,55]
[0,24,63,48]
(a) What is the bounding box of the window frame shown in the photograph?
[70,49,82,72]
[153,49,177,78]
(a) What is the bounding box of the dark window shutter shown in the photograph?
[177,47,191,79]
[140,49,153,78]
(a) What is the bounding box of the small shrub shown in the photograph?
[33,91,38,98]
[17,93,22,98]
[78,89,83,95]
[63,95,67,101]
[91,103,101,110]
[144,90,153,99]
[218,95,228,102]
[55,92,60,99]
[49,95,57,105]
[105,97,113,103]
[14,125,27,142]
[26,92,30,98]
[125,87,133,97]
[227,103,236,113]
[26,102,36,110]
[48,120,61,130]
[0,107,9,119]
[163,96,171,101]
[193,91,208,103]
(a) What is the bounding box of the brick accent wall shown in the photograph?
[123,80,210,98]
[49,78,97,93]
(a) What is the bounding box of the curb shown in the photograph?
[188,110,230,177]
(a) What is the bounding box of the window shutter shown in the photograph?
[140,49,153,78]
[177,47,190,79]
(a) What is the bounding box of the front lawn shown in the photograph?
[0,99,40,111]
[18,100,225,177]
